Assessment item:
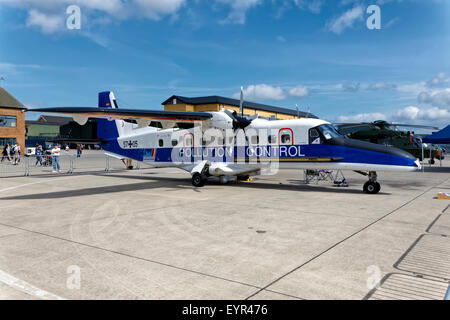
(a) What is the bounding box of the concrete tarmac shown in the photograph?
[0,160,450,300]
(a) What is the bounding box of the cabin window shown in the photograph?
[279,129,293,145]
[317,124,342,140]
[268,135,276,144]
[184,137,193,147]
[281,134,291,144]
[309,129,321,144]
[171,139,178,147]
[158,139,164,147]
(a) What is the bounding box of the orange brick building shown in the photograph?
[0,87,26,150]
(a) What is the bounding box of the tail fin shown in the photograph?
[97,91,132,140]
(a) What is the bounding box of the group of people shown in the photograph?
[1,143,21,165]
[2,143,88,173]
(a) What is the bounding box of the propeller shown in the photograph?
[225,86,251,130]
[239,86,244,117]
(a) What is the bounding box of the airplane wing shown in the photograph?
[28,107,213,126]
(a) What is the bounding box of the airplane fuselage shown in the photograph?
[101,114,420,175]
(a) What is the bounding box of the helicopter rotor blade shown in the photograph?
[392,123,440,130]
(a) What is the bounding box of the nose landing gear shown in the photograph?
[363,171,380,194]
[355,171,381,194]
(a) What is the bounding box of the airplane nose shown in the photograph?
[327,137,420,170]
[329,137,416,159]
[414,159,422,170]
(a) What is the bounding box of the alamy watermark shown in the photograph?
[366,265,382,290]
[66,265,81,290]
[366,5,381,30]
[66,5,81,30]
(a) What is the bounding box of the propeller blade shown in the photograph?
[239,86,244,116]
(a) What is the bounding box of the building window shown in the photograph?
[0,138,16,149]
[0,115,17,127]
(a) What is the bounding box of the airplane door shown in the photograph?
[279,128,293,145]
[183,133,194,163]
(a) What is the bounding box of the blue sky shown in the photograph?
[0,0,449,129]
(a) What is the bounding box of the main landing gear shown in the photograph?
[355,171,381,194]
[191,160,210,187]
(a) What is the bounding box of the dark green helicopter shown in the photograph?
[335,120,444,164]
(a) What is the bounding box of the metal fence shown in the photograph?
[0,154,141,177]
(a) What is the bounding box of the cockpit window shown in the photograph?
[317,124,343,140]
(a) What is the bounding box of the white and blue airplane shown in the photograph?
[30,91,421,194]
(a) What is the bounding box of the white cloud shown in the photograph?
[394,106,420,121]
[418,88,450,108]
[216,0,261,24]
[289,85,310,98]
[369,82,397,90]
[0,62,43,75]
[293,0,324,14]
[426,72,449,88]
[233,84,286,100]
[338,105,450,127]
[337,112,387,122]
[396,82,427,96]
[133,0,186,20]
[337,82,360,92]
[394,105,450,122]
[0,0,187,33]
[26,9,64,34]
[233,84,313,101]
[326,5,364,34]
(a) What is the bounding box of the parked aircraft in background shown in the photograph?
[335,120,444,164]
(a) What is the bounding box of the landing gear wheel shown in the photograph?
[192,173,206,187]
[429,158,435,165]
[363,181,380,194]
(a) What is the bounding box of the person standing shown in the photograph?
[1,143,11,163]
[9,144,15,163]
[13,144,21,165]
[35,144,43,166]
[76,144,82,158]
[51,144,61,173]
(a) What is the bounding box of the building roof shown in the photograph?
[0,86,25,109]
[162,95,317,118]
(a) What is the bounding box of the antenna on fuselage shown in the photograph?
[239,86,244,117]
